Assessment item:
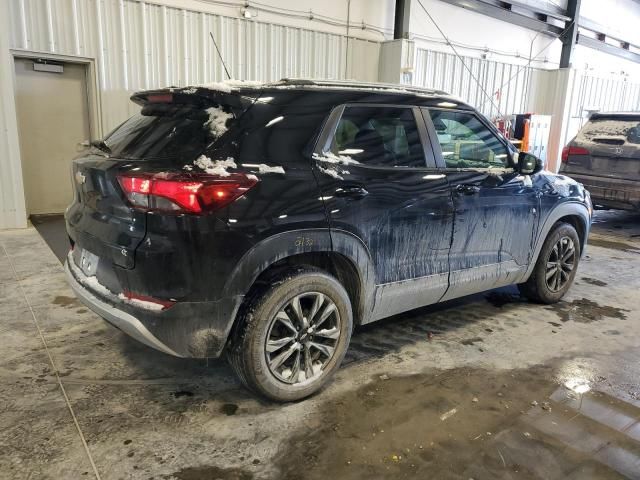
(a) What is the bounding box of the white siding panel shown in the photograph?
[1,1,27,229]
[571,73,640,116]
[412,47,535,119]
[8,0,380,133]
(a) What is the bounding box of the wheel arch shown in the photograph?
[222,229,375,345]
[523,201,591,281]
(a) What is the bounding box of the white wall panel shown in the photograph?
[1,1,27,229]
[412,47,535,119]
[8,0,380,134]
[571,73,640,117]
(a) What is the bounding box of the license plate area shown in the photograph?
[78,249,99,277]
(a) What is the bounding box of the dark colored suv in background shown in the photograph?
[65,79,592,401]
[561,112,640,211]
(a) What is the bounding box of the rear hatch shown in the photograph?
[66,87,260,290]
[561,114,640,181]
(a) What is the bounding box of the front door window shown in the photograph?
[425,109,509,169]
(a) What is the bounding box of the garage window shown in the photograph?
[425,109,509,169]
[329,106,426,168]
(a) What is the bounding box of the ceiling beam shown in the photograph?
[436,0,564,36]
[576,34,640,64]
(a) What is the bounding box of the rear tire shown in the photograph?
[518,222,581,304]
[226,266,352,402]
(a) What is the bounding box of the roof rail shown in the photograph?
[275,77,448,96]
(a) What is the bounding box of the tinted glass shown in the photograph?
[103,104,232,163]
[426,109,509,168]
[329,106,425,167]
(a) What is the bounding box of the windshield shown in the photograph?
[101,104,235,162]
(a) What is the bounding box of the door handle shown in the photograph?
[455,184,480,196]
[335,185,369,199]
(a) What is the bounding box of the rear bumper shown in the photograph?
[64,253,242,358]
[569,173,640,210]
[65,260,183,357]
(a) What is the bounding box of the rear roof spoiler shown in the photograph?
[590,112,640,121]
[130,87,259,110]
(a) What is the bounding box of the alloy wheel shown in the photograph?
[265,292,341,385]
[545,236,576,292]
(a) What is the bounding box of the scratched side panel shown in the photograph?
[443,171,539,300]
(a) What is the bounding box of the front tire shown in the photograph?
[518,222,581,304]
[227,267,353,402]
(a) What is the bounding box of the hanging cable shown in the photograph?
[415,0,505,117]
[345,0,351,77]
[478,20,575,111]
[410,32,558,65]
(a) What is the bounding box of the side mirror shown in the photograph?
[517,152,543,175]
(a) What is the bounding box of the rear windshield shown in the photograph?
[578,118,640,144]
[101,103,235,162]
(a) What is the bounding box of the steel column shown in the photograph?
[560,0,581,68]
[394,0,412,40]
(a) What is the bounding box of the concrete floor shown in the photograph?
[30,214,67,264]
[1,210,639,480]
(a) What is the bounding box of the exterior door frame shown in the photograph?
[10,49,103,148]
[10,50,102,218]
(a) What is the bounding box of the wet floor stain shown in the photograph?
[274,366,636,480]
[220,403,239,416]
[549,298,628,323]
[165,466,253,480]
[173,390,194,399]
[588,237,640,253]
[52,295,80,307]
[485,291,527,308]
[582,277,608,287]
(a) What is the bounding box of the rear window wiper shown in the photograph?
[90,139,112,155]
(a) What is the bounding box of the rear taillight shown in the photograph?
[561,146,590,163]
[117,172,257,214]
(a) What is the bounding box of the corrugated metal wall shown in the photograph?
[411,47,536,119]
[571,73,640,117]
[7,0,380,133]
[0,1,26,229]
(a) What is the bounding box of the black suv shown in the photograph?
[65,79,592,401]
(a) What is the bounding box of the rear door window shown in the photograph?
[425,109,509,169]
[329,106,426,168]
